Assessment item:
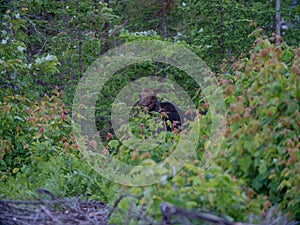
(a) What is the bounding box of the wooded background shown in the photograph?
[0,0,299,224]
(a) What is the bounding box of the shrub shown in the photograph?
[220,33,300,218]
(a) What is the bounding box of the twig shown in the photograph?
[160,202,235,225]
[23,15,43,42]
[107,194,134,219]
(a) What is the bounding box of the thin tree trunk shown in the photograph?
[156,0,169,77]
[276,0,281,44]
[161,16,167,39]
[77,0,83,73]
[78,40,83,73]
[161,0,167,39]
[100,0,111,54]
[219,1,226,60]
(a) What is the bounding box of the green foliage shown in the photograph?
[0,9,60,98]
[220,34,300,218]
[109,33,300,222]
[0,91,75,176]
[0,152,117,202]
[112,0,179,37]
[110,108,180,165]
[176,0,257,70]
[1,0,300,223]
[109,164,257,223]
[107,108,252,221]
[95,66,156,142]
[116,0,300,71]
[0,1,120,106]
[246,0,300,46]
[0,94,32,174]
[0,92,118,202]
[94,60,200,144]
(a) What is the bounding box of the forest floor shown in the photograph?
[0,189,109,225]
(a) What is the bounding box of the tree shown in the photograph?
[276,0,281,44]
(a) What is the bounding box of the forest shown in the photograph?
[0,0,299,224]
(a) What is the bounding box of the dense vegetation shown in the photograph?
[0,0,299,224]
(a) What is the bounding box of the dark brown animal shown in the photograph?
[136,89,188,132]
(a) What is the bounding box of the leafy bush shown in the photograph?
[109,164,257,223]
[0,93,33,174]
[0,91,76,175]
[0,9,60,98]
[109,33,300,223]
[0,91,118,202]
[220,32,300,218]
[0,152,117,202]
[1,10,299,222]
[107,114,253,222]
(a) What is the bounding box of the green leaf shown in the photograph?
[258,160,267,175]
[108,140,119,149]
[12,167,20,173]
[186,201,198,209]
[32,133,42,139]
[239,157,252,174]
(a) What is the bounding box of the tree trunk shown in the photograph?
[219,0,226,60]
[276,0,281,44]
[77,0,83,73]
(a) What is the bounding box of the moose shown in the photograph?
[135,89,196,132]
